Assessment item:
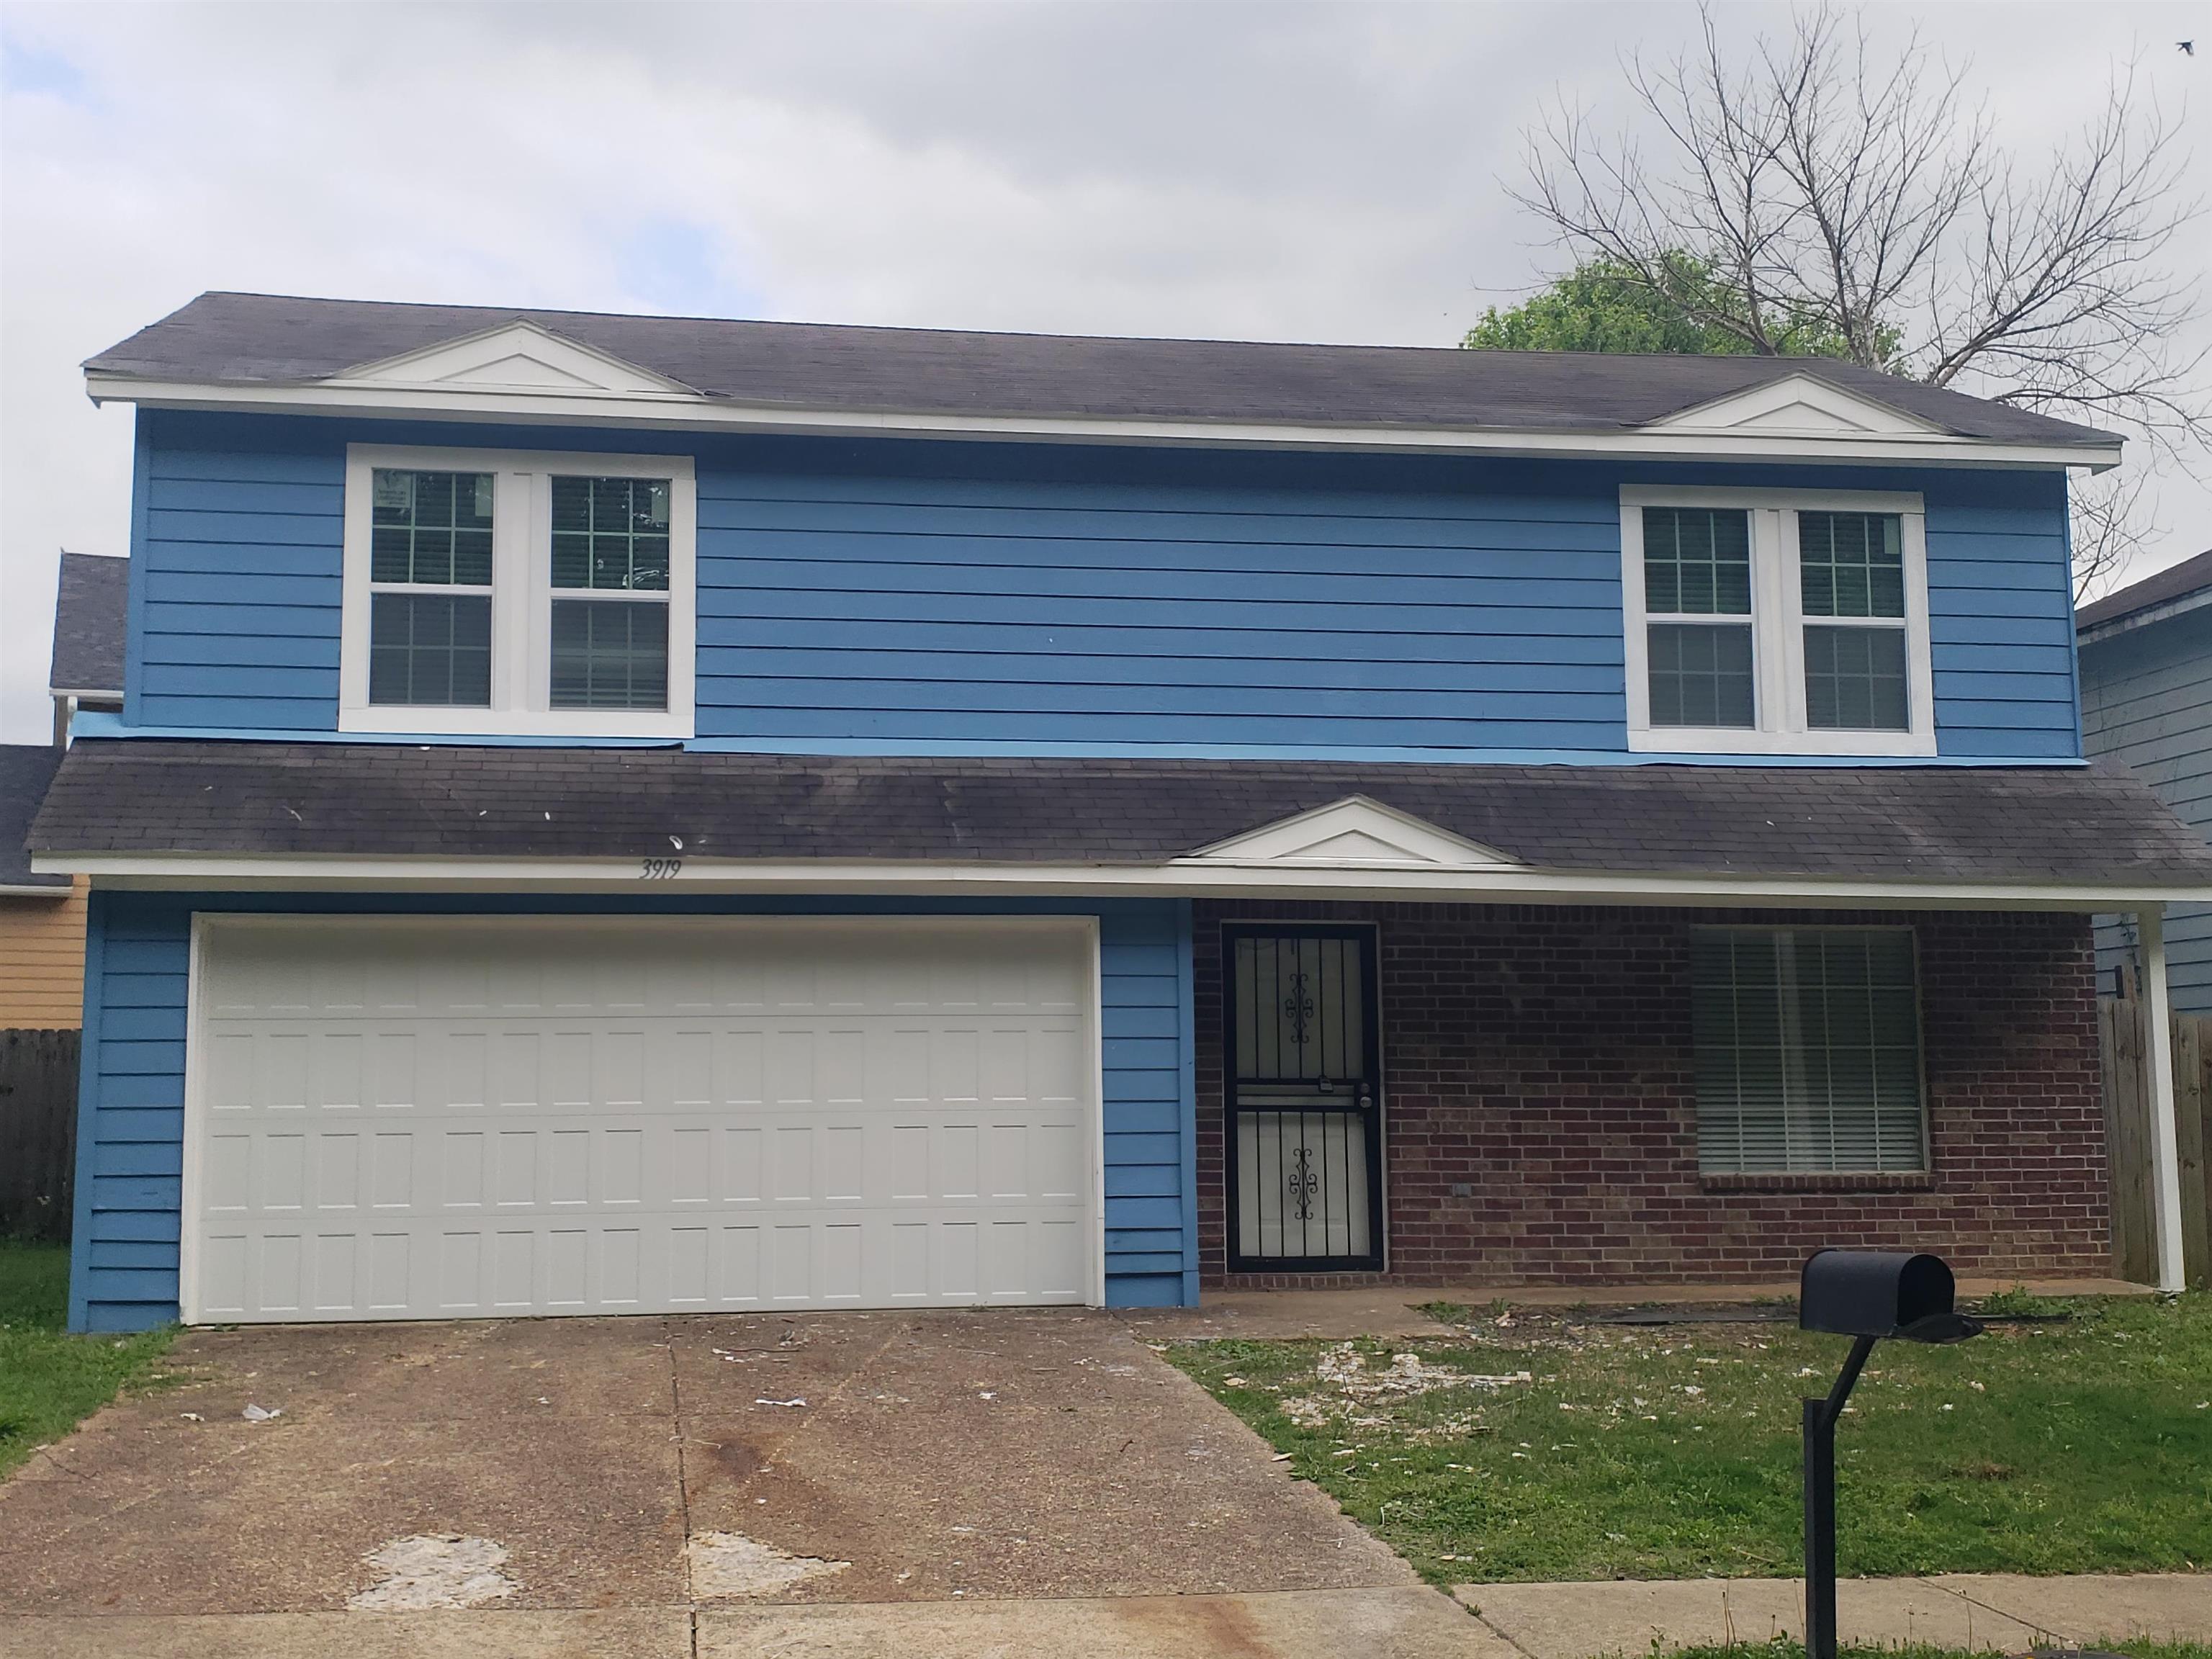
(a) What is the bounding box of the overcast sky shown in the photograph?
[1,0,2206,745]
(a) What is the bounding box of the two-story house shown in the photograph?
[32,292,2212,1334]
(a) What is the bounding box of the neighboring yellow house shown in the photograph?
[1,746,84,1028]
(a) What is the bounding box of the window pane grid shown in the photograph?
[1691,927,1925,1174]
[551,599,669,710]
[1799,511,1905,619]
[552,476,672,593]
[1805,624,1910,730]
[370,469,494,587]
[1644,506,1752,616]
[368,593,492,707]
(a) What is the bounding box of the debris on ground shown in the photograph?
[688,1531,850,1599]
[348,1534,517,1611]
[240,1403,282,1422]
[754,1397,806,1408]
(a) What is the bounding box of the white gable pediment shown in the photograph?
[327,320,701,399]
[1180,796,1522,872]
[1647,374,1943,440]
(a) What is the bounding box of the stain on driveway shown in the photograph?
[0,1308,1413,1619]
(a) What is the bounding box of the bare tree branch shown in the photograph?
[1509,2,2208,578]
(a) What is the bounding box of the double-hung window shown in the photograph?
[1622,487,1934,755]
[1691,926,1928,1175]
[341,446,695,737]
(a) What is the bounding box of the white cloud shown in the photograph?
[2,0,2205,742]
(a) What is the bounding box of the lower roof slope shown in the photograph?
[1,745,69,890]
[32,741,2212,890]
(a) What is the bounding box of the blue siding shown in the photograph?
[2082,608,2212,1014]
[68,893,1199,1332]
[130,412,344,729]
[125,411,2082,760]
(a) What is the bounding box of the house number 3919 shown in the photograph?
[639,858,683,880]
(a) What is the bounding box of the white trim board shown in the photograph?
[39,850,2212,910]
[1187,796,1521,871]
[84,374,2123,472]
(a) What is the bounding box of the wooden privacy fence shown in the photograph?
[2100,997,2212,1285]
[0,1028,79,1243]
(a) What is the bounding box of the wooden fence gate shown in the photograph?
[0,1028,79,1242]
[2099,997,2212,1284]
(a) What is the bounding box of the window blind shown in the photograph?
[1691,927,1926,1173]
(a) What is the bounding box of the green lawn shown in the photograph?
[1166,1291,2212,1585]
[0,1242,177,1481]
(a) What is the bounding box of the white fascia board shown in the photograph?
[0,882,74,898]
[81,375,2126,472]
[32,850,2212,911]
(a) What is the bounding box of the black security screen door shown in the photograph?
[1224,925,1383,1272]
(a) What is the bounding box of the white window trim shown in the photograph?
[1621,485,1936,757]
[340,444,696,738]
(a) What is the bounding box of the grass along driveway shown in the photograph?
[0,1243,176,1482]
[1165,1291,2212,1586]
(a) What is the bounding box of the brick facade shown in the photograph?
[1195,902,2108,1287]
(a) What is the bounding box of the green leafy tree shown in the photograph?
[1462,253,1859,359]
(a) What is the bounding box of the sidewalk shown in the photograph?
[1454,1572,2212,1658]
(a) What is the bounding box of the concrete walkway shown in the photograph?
[1455,1572,2212,1658]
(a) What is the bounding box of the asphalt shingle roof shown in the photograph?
[1,745,68,889]
[49,552,127,696]
[31,742,2212,889]
[86,292,2113,449]
[2077,549,2212,634]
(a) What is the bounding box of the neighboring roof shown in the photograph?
[83,290,2116,452]
[2077,549,2212,639]
[32,742,2212,891]
[49,552,127,697]
[1,745,69,891]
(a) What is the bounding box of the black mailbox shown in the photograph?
[1799,1249,1981,1344]
[1797,1250,1985,1659]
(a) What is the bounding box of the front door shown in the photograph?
[1224,925,1383,1272]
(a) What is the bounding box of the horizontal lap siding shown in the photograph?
[69,893,1198,1331]
[130,413,344,729]
[2082,609,2212,1013]
[1921,473,2079,759]
[693,461,1625,750]
[0,879,89,1027]
[125,415,2080,760]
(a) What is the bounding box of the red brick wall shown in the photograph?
[1195,902,2108,1287]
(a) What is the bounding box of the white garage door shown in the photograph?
[184,917,1097,1323]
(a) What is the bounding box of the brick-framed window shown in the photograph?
[1690,925,1929,1174]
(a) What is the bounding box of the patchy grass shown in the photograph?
[1166,1292,2212,1585]
[0,1241,178,1481]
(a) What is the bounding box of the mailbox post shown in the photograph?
[1797,1251,1983,1659]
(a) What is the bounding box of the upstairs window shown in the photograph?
[341,446,694,737]
[1621,488,1934,756]
[1691,927,1928,1175]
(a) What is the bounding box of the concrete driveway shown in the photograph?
[0,1309,1495,1658]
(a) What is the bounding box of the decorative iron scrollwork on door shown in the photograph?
[1226,926,1383,1272]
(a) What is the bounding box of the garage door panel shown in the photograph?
[189,921,1096,1321]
